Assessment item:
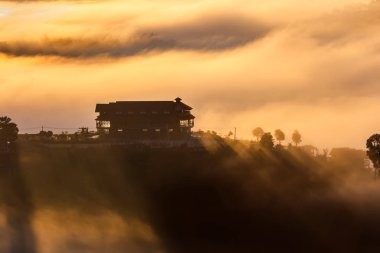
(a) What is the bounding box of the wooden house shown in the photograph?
[95,98,195,139]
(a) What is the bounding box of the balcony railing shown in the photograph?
[180,119,194,127]
[96,120,111,129]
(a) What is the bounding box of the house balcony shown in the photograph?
[96,120,111,129]
[180,119,194,128]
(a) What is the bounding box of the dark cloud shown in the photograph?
[0,16,271,59]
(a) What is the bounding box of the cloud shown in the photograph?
[296,0,380,46]
[0,15,271,59]
[2,0,380,148]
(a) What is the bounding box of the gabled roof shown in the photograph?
[95,98,192,112]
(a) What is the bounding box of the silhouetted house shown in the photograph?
[95,98,195,139]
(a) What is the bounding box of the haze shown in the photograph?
[1,0,379,149]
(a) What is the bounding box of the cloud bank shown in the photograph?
[0,16,271,58]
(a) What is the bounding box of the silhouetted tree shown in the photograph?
[274,129,285,145]
[292,130,302,146]
[0,116,19,146]
[260,132,274,149]
[367,134,380,178]
[252,127,264,141]
[39,130,53,138]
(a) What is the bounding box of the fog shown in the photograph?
[0,137,379,252]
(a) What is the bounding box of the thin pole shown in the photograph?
[234,127,236,141]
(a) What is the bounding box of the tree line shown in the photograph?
[2,115,380,177]
[252,127,302,147]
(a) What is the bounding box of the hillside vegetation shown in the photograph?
[0,138,379,253]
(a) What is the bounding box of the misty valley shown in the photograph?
[1,135,380,253]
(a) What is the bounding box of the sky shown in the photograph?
[1,0,379,149]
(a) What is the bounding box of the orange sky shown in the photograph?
[1,0,379,149]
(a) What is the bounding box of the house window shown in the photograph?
[97,120,110,128]
[164,111,170,114]
[140,111,146,114]
[168,129,174,133]
[155,129,161,132]
[118,129,123,132]
[142,129,148,132]
[152,111,158,114]
[180,120,190,127]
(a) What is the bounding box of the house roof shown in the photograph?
[95,98,193,112]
